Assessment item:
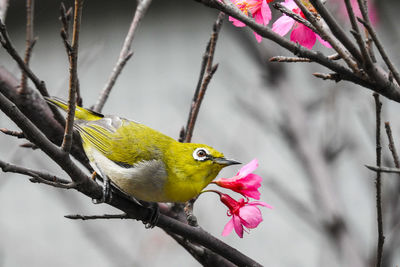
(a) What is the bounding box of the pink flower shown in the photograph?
[217,192,272,238]
[213,158,262,200]
[272,0,331,49]
[229,0,274,43]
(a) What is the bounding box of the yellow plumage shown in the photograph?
[46,97,239,203]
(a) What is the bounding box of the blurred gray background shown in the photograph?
[1,0,400,266]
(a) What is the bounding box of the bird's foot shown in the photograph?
[92,176,112,204]
[142,202,160,229]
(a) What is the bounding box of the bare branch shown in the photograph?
[308,0,362,63]
[0,128,25,138]
[0,20,49,97]
[293,0,359,74]
[384,122,400,168]
[0,20,66,125]
[61,0,83,153]
[365,165,400,175]
[0,159,74,189]
[20,0,36,94]
[343,0,373,70]
[373,93,385,267]
[270,56,311,63]
[182,12,224,143]
[20,142,38,149]
[194,0,400,103]
[94,0,153,113]
[313,72,341,82]
[357,17,400,87]
[65,214,128,220]
[270,53,340,63]
[273,2,316,32]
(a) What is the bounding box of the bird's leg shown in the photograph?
[102,176,112,203]
[141,201,160,229]
[92,175,112,204]
[184,197,198,226]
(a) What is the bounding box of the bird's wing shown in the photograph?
[75,115,162,166]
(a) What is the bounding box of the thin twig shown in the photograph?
[343,0,373,70]
[0,19,66,125]
[357,17,400,87]
[270,53,340,63]
[59,3,72,54]
[385,122,400,168]
[273,2,316,32]
[94,0,152,113]
[20,0,36,94]
[0,128,25,138]
[0,20,48,97]
[365,165,400,174]
[313,72,341,82]
[65,214,128,220]
[0,159,75,189]
[373,93,385,267]
[270,56,311,63]
[183,12,224,143]
[61,0,83,153]
[59,3,82,106]
[20,142,38,149]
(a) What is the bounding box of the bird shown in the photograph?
[45,97,240,204]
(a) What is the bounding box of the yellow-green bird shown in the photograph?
[46,97,240,203]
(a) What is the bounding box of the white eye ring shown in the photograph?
[193,148,210,161]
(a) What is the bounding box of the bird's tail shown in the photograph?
[44,97,104,121]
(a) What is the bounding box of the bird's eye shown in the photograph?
[197,150,206,157]
[193,148,209,161]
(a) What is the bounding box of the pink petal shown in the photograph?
[254,32,262,43]
[272,15,295,37]
[222,218,234,236]
[232,214,244,238]
[250,200,273,209]
[316,34,332,48]
[260,0,272,25]
[281,0,297,10]
[237,158,258,177]
[229,16,246,27]
[290,23,316,49]
[239,205,263,228]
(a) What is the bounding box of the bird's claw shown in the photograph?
[143,202,160,229]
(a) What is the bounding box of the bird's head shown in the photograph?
[167,143,240,185]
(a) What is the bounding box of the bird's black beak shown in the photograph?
[212,157,241,166]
